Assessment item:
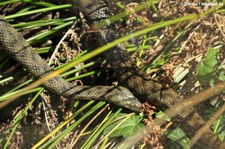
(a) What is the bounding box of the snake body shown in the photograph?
[1,0,225,147]
[0,16,142,112]
[67,0,189,111]
[64,1,225,147]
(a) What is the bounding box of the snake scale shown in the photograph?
[0,0,224,147]
[0,16,142,112]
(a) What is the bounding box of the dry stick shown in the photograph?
[116,80,225,149]
[48,22,77,65]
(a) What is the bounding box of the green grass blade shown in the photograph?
[4,4,71,20]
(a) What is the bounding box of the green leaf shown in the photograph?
[165,127,190,148]
[219,67,225,81]
[103,114,144,138]
[197,47,219,84]
[155,111,171,121]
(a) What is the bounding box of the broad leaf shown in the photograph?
[103,114,144,138]
[197,47,219,84]
[165,127,190,148]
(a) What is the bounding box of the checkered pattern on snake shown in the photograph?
[1,1,225,147]
[0,0,192,113]
[0,16,141,112]
[67,0,190,111]
[0,0,195,114]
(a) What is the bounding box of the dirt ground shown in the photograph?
[1,0,225,148]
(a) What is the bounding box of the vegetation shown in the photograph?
[0,0,225,148]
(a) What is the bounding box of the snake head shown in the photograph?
[107,86,142,113]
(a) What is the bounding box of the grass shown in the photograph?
[0,0,225,148]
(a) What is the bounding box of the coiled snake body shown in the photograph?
[0,0,224,147]
[0,17,142,112]
[66,0,189,112]
[0,0,183,113]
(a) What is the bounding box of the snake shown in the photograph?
[0,0,224,147]
[0,0,182,112]
[65,0,191,112]
[0,16,142,112]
